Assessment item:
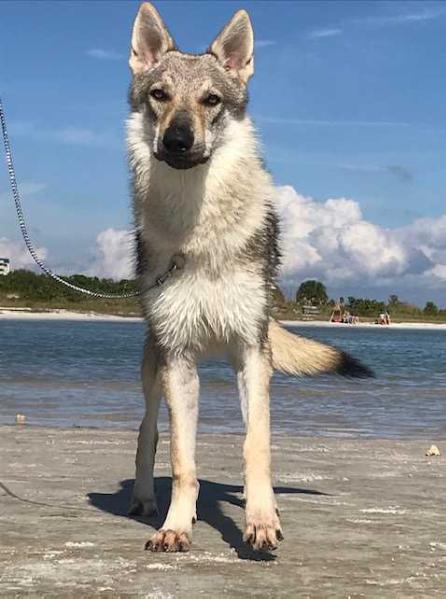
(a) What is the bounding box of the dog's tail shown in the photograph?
[269,319,373,378]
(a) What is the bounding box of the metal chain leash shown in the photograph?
[0,97,179,299]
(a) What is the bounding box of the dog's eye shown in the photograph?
[202,94,221,107]
[150,89,169,102]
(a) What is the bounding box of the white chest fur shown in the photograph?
[147,264,266,351]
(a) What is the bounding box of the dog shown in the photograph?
[127,2,372,553]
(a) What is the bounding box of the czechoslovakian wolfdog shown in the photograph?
[127,2,371,553]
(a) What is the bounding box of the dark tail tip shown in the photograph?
[336,351,375,378]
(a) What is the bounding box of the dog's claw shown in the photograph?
[244,519,283,551]
[145,530,191,553]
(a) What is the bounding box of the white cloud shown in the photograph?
[87,228,134,280]
[255,40,277,49]
[0,237,47,270]
[308,28,342,39]
[307,8,446,50]
[10,121,119,149]
[276,185,445,293]
[86,48,124,61]
[351,8,446,27]
[0,181,46,204]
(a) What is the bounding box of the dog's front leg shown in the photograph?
[146,352,199,552]
[129,338,161,517]
[238,344,283,550]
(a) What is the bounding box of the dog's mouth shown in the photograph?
[155,153,209,170]
[154,145,210,170]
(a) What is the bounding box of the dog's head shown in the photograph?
[129,3,254,170]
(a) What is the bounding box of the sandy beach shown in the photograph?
[1,307,446,330]
[0,307,142,323]
[282,320,446,331]
[1,425,444,597]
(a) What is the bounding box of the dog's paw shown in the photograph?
[243,514,283,551]
[128,496,158,517]
[145,529,191,553]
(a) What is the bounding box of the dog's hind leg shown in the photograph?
[235,343,283,551]
[129,338,161,517]
[146,353,199,552]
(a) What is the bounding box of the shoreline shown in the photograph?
[0,307,142,323]
[281,319,446,330]
[1,422,443,443]
[1,307,446,329]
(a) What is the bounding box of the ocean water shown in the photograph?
[0,319,445,439]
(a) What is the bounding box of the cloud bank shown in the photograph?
[2,186,445,304]
[86,186,445,303]
[277,186,445,298]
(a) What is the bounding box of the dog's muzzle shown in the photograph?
[155,119,209,170]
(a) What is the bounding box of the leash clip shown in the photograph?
[154,254,185,287]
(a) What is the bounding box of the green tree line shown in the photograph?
[0,269,139,315]
[293,279,445,319]
[0,269,137,301]
[1,271,444,321]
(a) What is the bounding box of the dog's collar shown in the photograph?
[147,253,186,292]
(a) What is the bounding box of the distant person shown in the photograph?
[378,312,391,325]
[330,302,343,323]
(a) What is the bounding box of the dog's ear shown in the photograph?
[129,3,176,75]
[209,10,254,84]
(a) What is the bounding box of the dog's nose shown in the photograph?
[163,124,194,153]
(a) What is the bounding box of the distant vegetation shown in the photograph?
[1,270,445,322]
[295,280,328,306]
[0,269,140,316]
[286,282,446,323]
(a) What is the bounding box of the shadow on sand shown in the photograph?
[88,478,328,561]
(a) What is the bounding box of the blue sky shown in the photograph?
[1,1,446,304]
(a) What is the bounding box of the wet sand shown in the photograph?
[1,426,444,597]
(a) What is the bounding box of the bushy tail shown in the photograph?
[269,320,373,378]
